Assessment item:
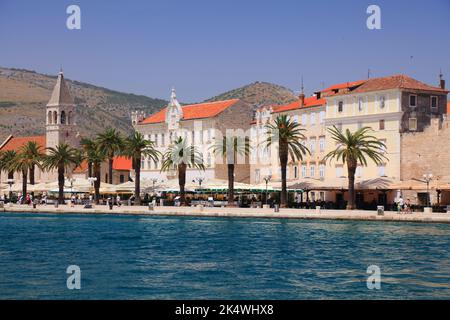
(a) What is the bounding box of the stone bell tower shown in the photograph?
[45,70,79,151]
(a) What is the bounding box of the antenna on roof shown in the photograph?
[439,68,443,81]
[300,75,304,94]
[367,68,371,79]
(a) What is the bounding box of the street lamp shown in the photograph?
[423,173,433,207]
[87,176,97,204]
[263,175,271,205]
[193,177,205,189]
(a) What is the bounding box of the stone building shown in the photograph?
[0,71,131,186]
[133,89,253,183]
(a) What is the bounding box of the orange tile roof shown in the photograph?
[73,156,132,173]
[321,80,367,93]
[140,99,240,124]
[0,135,46,152]
[334,74,448,96]
[273,96,326,113]
[447,102,450,115]
[73,160,89,173]
[113,156,132,171]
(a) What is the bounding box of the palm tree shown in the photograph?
[122,132,160,206]
[20,141,45,185]
[265,114,310,208]
[8,145,40,199]
[211,135,250,207]
[80,138,105,204]
[42,144,80,204]
[96,128,124,184]
[323,126,387,210]
[161,137,205,206]
[0,150,17,180]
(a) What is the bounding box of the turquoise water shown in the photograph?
[0,212,449,299]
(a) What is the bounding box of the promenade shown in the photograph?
[1,203,450,224]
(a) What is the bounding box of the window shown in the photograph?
[310,165,316,178]
[338,101,344,113]
[309,138,316,154]
[358,97,364,111]
[141,159,145,169]
[379,95,386,109]
[409,95,417,107]
[409,118,417,131]
[377,165,386,177]
[319,111,325,124]
[255,169,260,183]
[431,96,438,110]
[301,114,307,126]
[336,166,343,178]
[319,165,325,178]
[293,115,299,123]
[161,133,165,146]
[60,111,66,124]
[294,166,298,179]
[319,137,325,152]
[301,165,307,178]
[119,175,125,183]
[379,119,385,130]
[357,122,363,130]
[310,113,316,126]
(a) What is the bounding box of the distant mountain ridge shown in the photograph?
[0,67,297,141]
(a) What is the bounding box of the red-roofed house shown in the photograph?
[0,71,132,187]
[72,156,133,184]
[132,88,253,183]
[250,87,329,186]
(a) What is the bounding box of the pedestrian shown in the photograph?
[116,195,121,207]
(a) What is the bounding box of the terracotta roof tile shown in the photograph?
[272,96,326,113]
[0,135,46,152]
[321,80,367,93]
[447,102,450,115]
[140,99,240,124]
[73,160,89,173]
[113,156,132,171]
[334,74,447,96]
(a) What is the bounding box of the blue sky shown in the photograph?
[0,0,449,102]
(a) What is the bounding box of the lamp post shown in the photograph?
[423,173,433,207]
[263,175,271,205]
[88,176,97,204]
[193,177,205,193]
[7,178,14,205]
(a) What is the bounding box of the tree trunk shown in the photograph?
[227,163,235,207]
[347,160,357,210]
[279,142,288,208]
[58,165,65,204]
[178,163,187,206]
[108,156,113,184]
[88,162,93,178]
[22,169,28,201]
[134,158,141,206]
[94,162,101,205]
[29,165,35,185]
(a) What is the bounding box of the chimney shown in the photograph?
[299,76,305,107]
[440,70,446,89]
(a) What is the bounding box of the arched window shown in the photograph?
[60,111,66,124]
[53,111,58,124]
[47,111,52,124]
[68,111,72,125]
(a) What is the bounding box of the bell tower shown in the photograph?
[45,70,79,151]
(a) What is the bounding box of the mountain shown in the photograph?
[0,68,298,142]
[206,81,297,107]
[0,67,167,139]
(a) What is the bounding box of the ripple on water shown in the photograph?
[0,212,450,299]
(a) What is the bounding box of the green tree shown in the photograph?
[0,150,17,180]
[20,141,45,185]
[96,128,124,184]
[323,126,387,210]
[80,138,106,204]
[211,135,250,207]
[161,137,205,206]
[122,132,160,206]
[42,144,80,204]
[265,114,310,207]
